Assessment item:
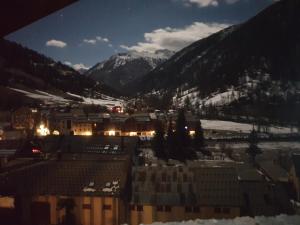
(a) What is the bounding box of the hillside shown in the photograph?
[126,0,300,124]
[0,38,121,109]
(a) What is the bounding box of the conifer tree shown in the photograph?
[166,120,174,159]
[173,109,194,160]
[246,127,262,164]
[152,121,166,159]
[193,120,205,151]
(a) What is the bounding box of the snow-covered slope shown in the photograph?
[86,50,174,93]
[9,88,123,109]
[127,0,300,123]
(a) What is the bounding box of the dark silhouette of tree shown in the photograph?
[193,120,205,151]
[152,121,166,160]
[57,198,76,225]
[166,120,174,159]
[184,96,191,111]
[193,120,211,156]
[246,127,262,164]
[170,109,195,161]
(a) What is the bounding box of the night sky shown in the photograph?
[6,0,275,70]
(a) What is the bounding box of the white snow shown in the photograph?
[9,87,123,108]
[102,180,120,193]
[203,90,241,107]
[82,187,96,192]
[201,119,298,134]
[146,215,300,225]
[10,88,70,104]
[66,92,123,108]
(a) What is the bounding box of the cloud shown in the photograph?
[64,61,90,71]
[120,22,229,53]
[96,36,110,42]
[83,36,110,45]
[180,0,239,7]
[46,39,67,48]
[83,39,97,45]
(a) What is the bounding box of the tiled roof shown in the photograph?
[131,165,241,207]
[0,160,129,196]
[40,135,139,156]
[259,161,288,182]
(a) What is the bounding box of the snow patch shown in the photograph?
[146,215,300,225]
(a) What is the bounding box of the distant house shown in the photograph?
[130,164,241,225]
[290,154,300,201]
[122,113,157,138]
[11,107,40,130]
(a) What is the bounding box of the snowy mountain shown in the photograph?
[127,0,300,123]
[86,49,174,93]
[0,38,120,109]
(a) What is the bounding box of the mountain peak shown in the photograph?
[86,49,174,93]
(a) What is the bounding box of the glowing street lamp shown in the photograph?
[36,124,50,136]
[108,130,116,136]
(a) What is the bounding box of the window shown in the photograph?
[130,205,135,211]
[193,206,200,213]
[162,173,167,182]
[173,171,177,181]
[157,205,163,212]
[223,208,230,214]
[137,205,143,212]
[183,174,187,182]
[151,173,156,182]
[166,183,171,192]
[185,206,192,213]
[103,205,112,210]
[177,184,182,192]
[165,206,172,212]
[214,207,221,213]
[82,204,91,209]
[67,120,71,129]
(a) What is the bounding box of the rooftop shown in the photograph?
[0,159,129,197]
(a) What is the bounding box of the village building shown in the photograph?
[11,107,41,130]
[0,136,139,225]
[130,162,242,225]
[237,163,293,216]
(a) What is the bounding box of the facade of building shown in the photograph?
[11,107,40,130]
[0,135,140,225]
[0,160,130,225]
[130,164,241,225]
